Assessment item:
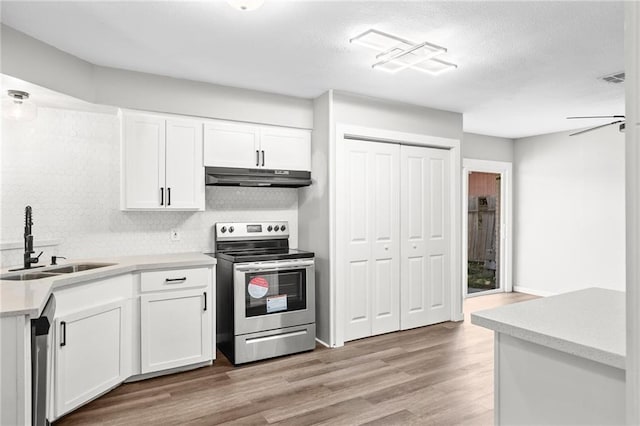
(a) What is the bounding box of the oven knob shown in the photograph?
[281,225,286,232]
[229,226,235,233]
[274,225,280,231]
[267,225,273,232]
[221,226,227,233]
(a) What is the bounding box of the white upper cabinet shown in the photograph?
[203,122,260,168]
[123,115,166,209]
[122,112,204,211]
[203,120,311,172]
[165,119,204,209]
[259,127,311,171]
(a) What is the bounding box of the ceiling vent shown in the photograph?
[600,72,625,84]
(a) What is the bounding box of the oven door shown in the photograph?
[233,259,315,336]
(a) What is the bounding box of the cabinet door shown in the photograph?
[400,145,451,330]
[340,140,400,342]
[140,289,212,374]
[165,119,204,210]
[203,121,260,168]
[122,114,166,209]
[54,300,131,418]
[259,127,311,171]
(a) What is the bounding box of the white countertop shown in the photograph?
[471,288,625,369]
[0,252,216,318]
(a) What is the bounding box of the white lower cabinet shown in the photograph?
[140,288,212,373]
[49,265,215,421]
[53,299,131,418]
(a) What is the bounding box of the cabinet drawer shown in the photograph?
[140,267,210,292]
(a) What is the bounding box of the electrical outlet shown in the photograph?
[170,230,181,241]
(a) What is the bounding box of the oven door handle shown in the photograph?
[235,260,314,272]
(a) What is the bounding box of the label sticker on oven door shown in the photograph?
[266,295,287,313]
[248,277,269,299]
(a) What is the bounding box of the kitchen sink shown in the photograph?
[1,263,116,281]
[1,272,62,281]
[47,263,116,273]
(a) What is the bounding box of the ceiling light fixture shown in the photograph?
[2,90,37,121]
[350,29,457,75]
[226,0,264,11]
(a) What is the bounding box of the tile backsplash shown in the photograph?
[1,107,298,268]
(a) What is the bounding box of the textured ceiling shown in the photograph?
[0,1,625,138]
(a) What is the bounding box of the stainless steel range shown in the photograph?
[213,221,315,365]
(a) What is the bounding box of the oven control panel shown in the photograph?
[215,221,289,240]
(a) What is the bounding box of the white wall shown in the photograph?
[333,91,463,140]
[513,125,625,296]
[463,132,514,162]
[1,24,313,129]
[298,91,332,345]
[0,107,299,268]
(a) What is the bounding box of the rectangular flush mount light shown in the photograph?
[350,29,415,52]
[350,29,457,75]
[411,57,458,75]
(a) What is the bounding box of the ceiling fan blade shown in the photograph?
[569,120,625,136]
[567,115,625,119]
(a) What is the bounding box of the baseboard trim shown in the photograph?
[513,285,556,297]
[315,337,331,348]
[125,360,213,383]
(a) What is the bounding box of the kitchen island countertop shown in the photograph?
[0,252,216,318]
[471,287,625,369]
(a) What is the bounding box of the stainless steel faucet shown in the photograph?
[23,206,43,269]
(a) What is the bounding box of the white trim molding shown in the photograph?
[315,338,331,349]
[513,286,556,298]
[626,2,640,424]
[462,159,513,299]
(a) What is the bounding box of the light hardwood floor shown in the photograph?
[55,292,537,425]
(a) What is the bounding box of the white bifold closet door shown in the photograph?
[342,139,401,342]
[400,145,451,329]
[341,139,451,342]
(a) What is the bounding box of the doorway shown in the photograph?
[463,159,512,298]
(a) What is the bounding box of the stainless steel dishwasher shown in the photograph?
[31,294,55,426]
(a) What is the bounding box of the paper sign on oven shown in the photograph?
[267,295,287,313]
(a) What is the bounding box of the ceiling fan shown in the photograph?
[567,115,626,136]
